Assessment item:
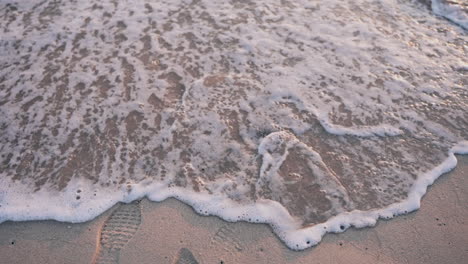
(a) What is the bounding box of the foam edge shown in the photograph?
[0,141,466,250]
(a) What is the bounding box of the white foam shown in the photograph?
[0,0,467,250]
[0,143,466,250]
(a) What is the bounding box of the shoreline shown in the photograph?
[0,145,466,250]
[0,155,466,263]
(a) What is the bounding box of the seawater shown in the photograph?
[430,0,467,29]
[0,0,466,250]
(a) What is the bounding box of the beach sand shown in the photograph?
[0,155,466,264]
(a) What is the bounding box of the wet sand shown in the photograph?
[2,0,467,243]
[0,155,466,264]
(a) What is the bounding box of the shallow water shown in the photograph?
[430,0,467,29]
[0,0,466,249]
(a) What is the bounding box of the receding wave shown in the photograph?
[0,0,467,249]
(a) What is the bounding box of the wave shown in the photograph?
[0,0,467,249]
[430,0,468,29]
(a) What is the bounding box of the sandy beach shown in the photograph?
[0,155,466,264]
[1,1,467,263]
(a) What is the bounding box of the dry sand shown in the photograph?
[0,155,467,264]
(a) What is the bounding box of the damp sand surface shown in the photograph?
[0,0,467,249]
[0,155,467,264]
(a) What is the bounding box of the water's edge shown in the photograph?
[1,142,466,250]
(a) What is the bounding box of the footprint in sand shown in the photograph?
[92,201,142,264]
[211,225,244,253]
[173,248,199,264]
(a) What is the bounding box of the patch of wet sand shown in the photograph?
[0,156,466,264]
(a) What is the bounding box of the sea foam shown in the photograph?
[0,0,467,249]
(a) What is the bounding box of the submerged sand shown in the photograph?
[1,1,467,247]
[0,155,466,264]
